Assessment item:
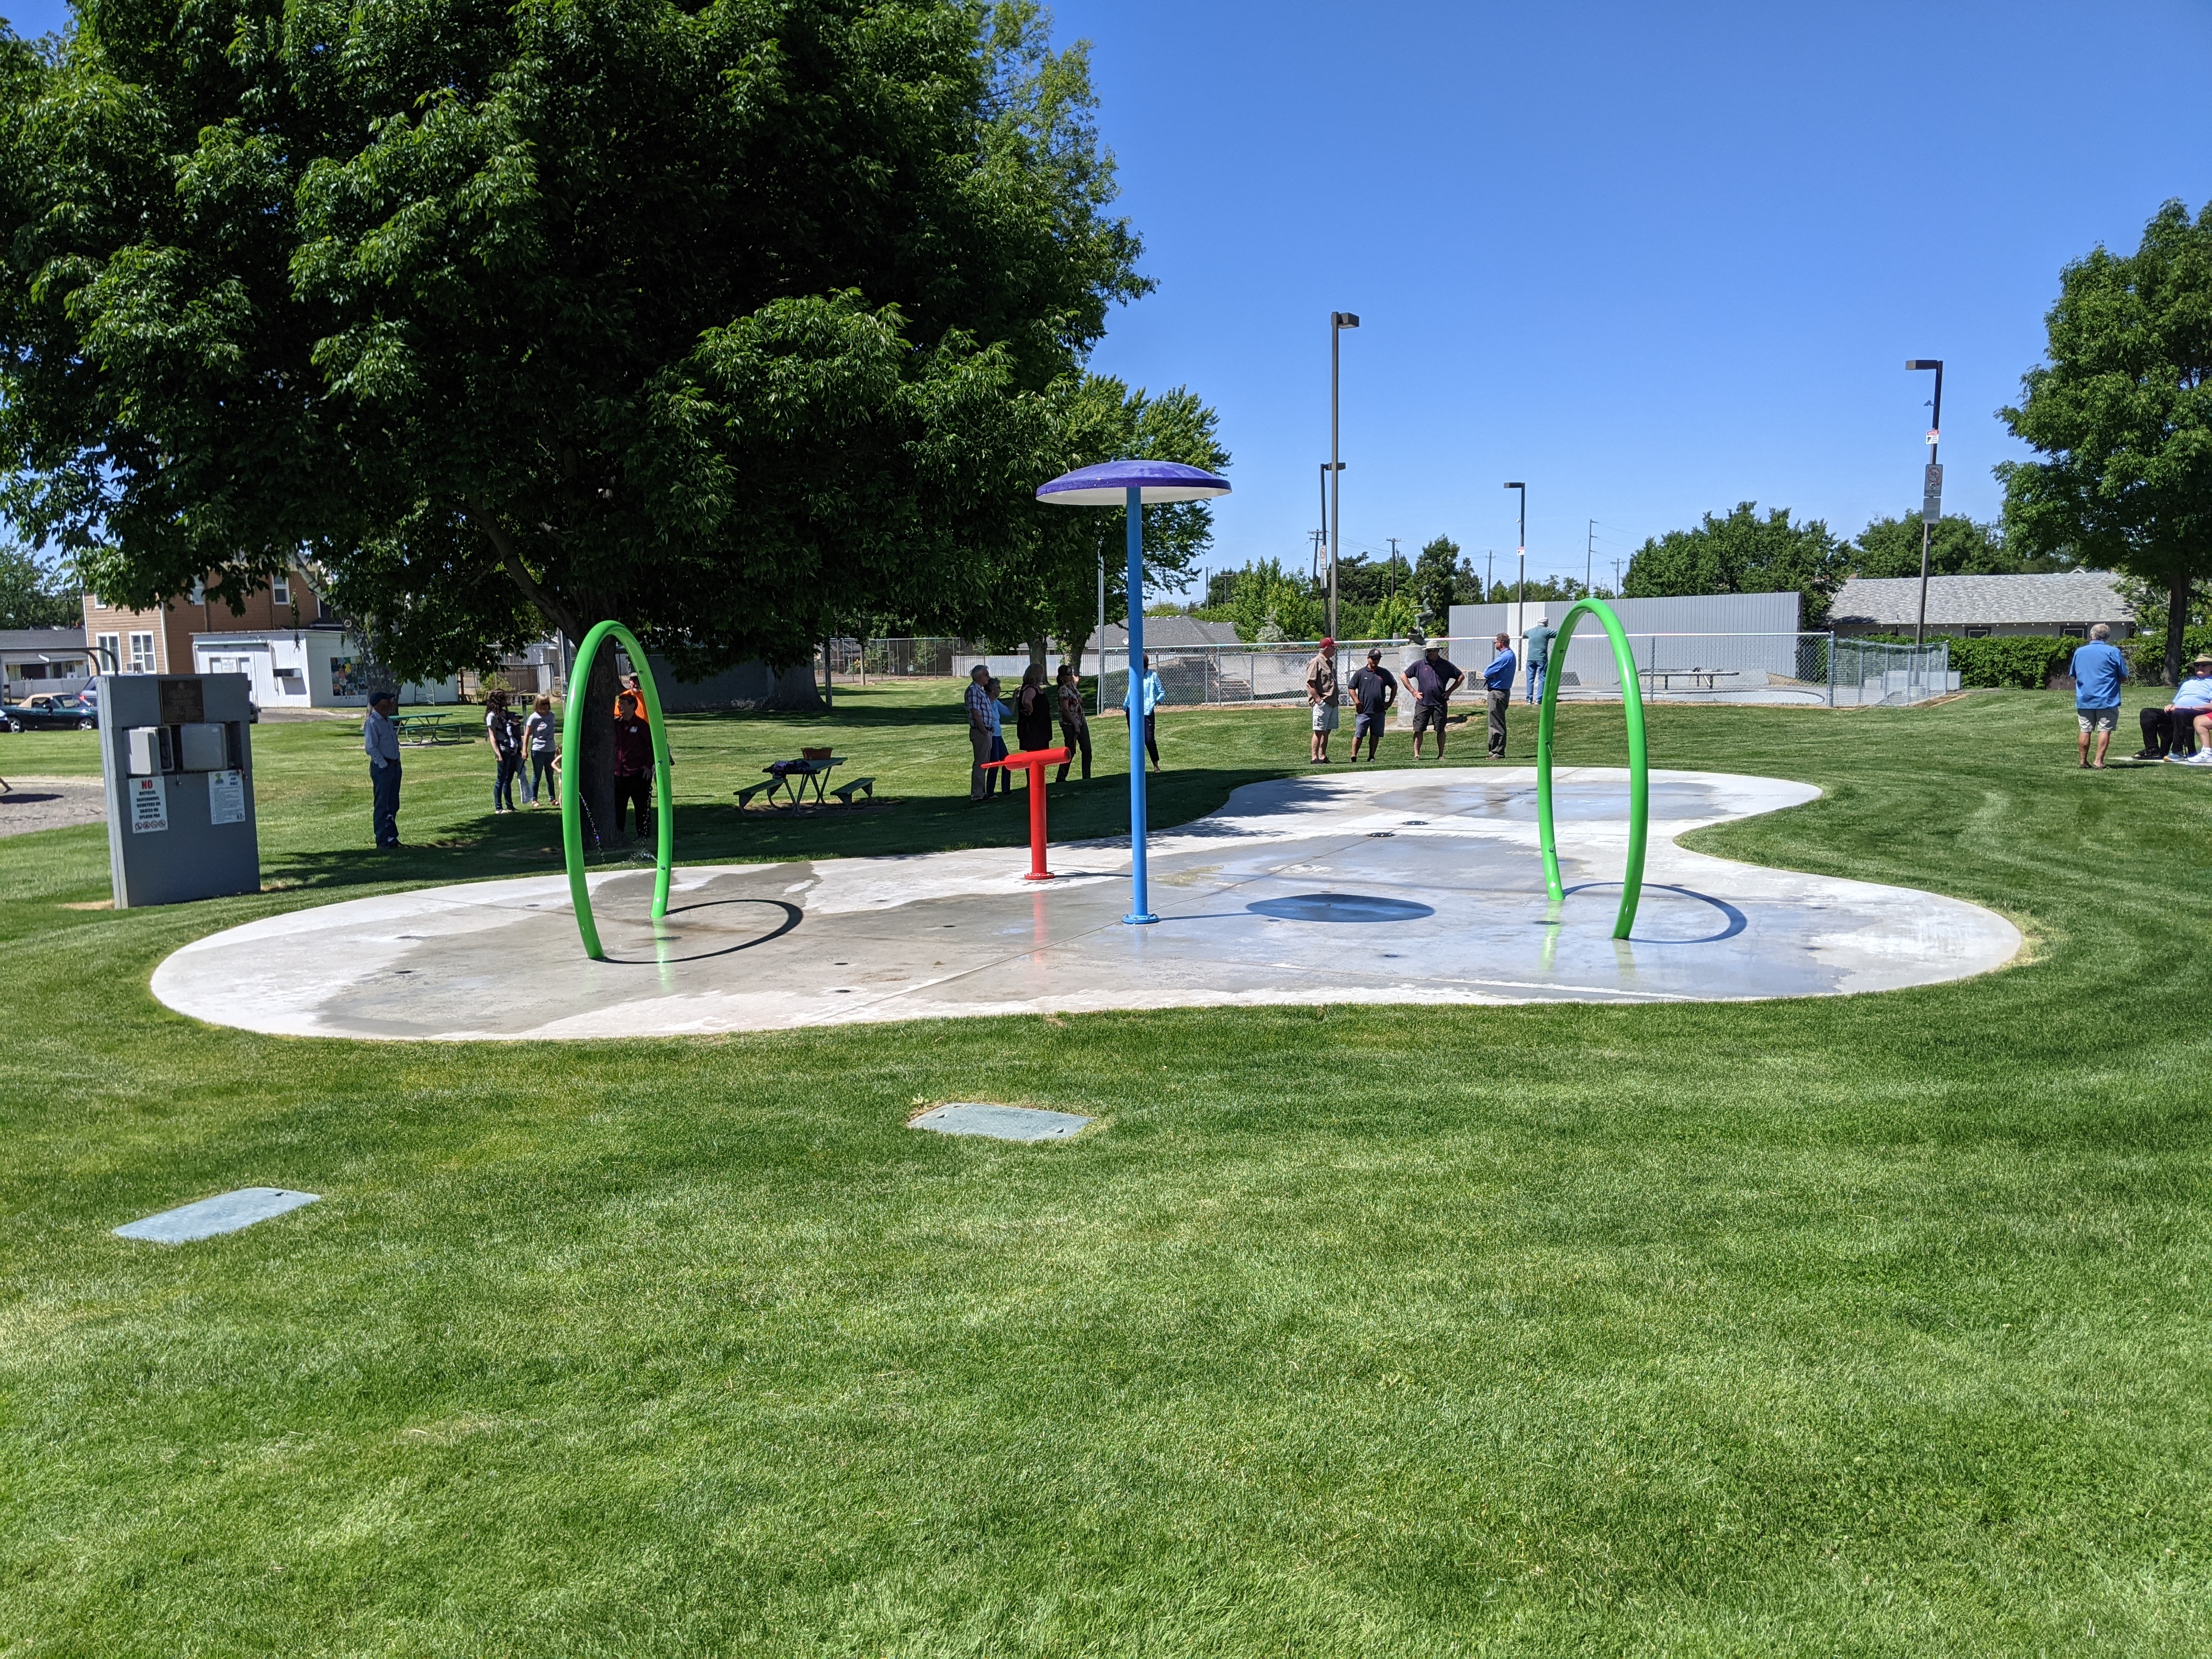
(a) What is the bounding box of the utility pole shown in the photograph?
[1504,482,1527,652]
[1586,520,1596,597]
[1612,558,1624,595]
[1329,311,1359,639]
[1906,359,1944,651]
[1486,549,1494,602]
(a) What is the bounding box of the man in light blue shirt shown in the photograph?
[2070,624,2130,770]
[2136,652,2212,761]
[363,689,402,847]
[1124,653,1164,770]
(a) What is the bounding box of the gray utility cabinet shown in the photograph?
[97,673,261,907]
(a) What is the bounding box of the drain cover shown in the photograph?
[114,1187,320,1243]
[911,1103,1091,1142]
[1246,892,1436,923]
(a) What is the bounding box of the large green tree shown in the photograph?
[0,541,78,629]
[1623,502,1849,625]
[1849,513,2050,578]
[0,0,1146,831]
[1999,199,2212,681]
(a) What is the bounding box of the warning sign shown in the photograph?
[208,769,246,826]
[128,775,168,834]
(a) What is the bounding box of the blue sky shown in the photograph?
[1047,0,2212,590]
[4,1,2204,592]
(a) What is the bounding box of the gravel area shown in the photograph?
[0,775,106,837]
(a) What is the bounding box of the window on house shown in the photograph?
[2060,625,2088,640]
[271,576,291,606]
[188,578,205,603]
[1963,628,1991,639]
[96,633,119,674]
[128,631,156,673]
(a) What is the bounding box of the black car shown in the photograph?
[1,692,99,731]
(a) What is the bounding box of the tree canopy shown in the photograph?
[0,0,1152,690]
[1848,513,2049,578]
[1622,503,1848,625]
[1999,199,2212,680]
[0,542,78,629]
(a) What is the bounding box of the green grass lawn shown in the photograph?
[2,683,2208,1657]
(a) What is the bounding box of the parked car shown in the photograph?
[2,693,99,731]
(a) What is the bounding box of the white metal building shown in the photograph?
[190,629,458,708]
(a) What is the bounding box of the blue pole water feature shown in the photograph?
[1124,484,1152,922]
[1035,459,1232,926]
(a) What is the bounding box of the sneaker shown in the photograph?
[2135,748,2165,760]
[2189,752,2212,766]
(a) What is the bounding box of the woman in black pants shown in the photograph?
[611,689,654,838]
[1054,662,1092,781]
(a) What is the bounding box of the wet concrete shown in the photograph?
[150,768,2022,1041]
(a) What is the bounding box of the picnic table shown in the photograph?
[1649,669,1741,692]
[747,754,848,808]
[392,711,466,744]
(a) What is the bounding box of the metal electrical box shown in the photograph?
[97,674,261,908]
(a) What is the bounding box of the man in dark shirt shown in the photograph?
[1347,647,1397,761]
[1403,640,1464,759]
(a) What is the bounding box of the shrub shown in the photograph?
[2128,625,2212,684]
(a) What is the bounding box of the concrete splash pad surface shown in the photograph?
[150,768,2021,1042]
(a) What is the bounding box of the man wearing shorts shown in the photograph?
[1305,636,1340,763]
[2070,623,2129,770]
[1403,639,1463,759]
[1347,647,1397,760]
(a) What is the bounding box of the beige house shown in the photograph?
[1829,572,2134,640]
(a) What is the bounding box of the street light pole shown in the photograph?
[1906,359,1944,650]
[1504,482,1527,652]
[1329,311,1359,640]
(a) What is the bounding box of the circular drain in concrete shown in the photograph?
[910,1103,1091,1142]
[1246,892,1436,924]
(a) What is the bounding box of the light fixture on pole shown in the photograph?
[1329,311,1359,640]
[1037,459,1232,925]
[1503,482,1527,650]
[1905,360,1944,651]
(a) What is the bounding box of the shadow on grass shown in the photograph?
[259,765,1294,896]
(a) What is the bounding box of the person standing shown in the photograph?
[985,676,1013,795]
[612,687,654,837]
[1525,616,1557,706]
[1054,662,1092,782]
[485,689,522,813]
[522,693,560,805]
[2070,623,2130,770]
[1305,636,1341,763]
[1347,647,1396,761]
[364,689,402,849]
[1015,663,1056,753]
[964,664,995,801]
[1483,631,1517,759]
[1125,653,1164,771]
[1404,639,1463,759]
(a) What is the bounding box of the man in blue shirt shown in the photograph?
[363,689,403,848]
[1482,633,1517,759]
[2135,651,2212,761]
[2070,624,2130,769]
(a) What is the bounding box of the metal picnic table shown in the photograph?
[755,754,847,807]
[1649,669,1741,692]
[392,710,467,744]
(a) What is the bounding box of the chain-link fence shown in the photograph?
[850,633,1956,710]
[1544,631,1955,707]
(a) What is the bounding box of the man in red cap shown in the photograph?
[1305,636,1340,763]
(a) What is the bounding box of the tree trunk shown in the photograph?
[2168,569,2189,685]
[1029,633,1049,675]
[577,644,621,847]
[763,660,825,712]
[821,636,833,708]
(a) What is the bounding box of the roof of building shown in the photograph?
[1830,571,2131,628]
[1098,616,1244,649]
[0,627,88,653]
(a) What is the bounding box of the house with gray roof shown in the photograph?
[1829,571,2134,640]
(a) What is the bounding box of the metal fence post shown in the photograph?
[1827,631,1836,707]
